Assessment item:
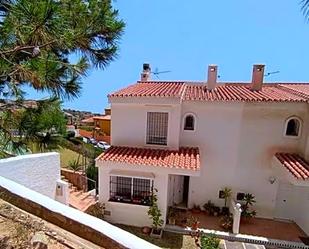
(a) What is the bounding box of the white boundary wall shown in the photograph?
[0,153,60,199]
[0,175,160,249]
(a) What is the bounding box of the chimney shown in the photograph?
[207,64,218,90]
[140,63,151,81]
[250,64,265,91]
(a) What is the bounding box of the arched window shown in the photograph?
[184,115,195,131]
[285,117,301,137]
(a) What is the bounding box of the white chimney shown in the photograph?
[207,65,218,90]
[140,63,151,81]
[250,64,265,91]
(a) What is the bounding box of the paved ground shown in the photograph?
[68,187,97,211]
[191,212,307,242]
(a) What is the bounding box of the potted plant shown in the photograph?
[203,200,215,215]
[220,214,233,231]
[188,216,200,230]
[241,193,257,223]
[148,188,163,238]
[167,207,176,225]
[213,206,221,216]
[220,187,232,215]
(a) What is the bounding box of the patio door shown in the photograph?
[169,175,190,208]
[275,182,293,220]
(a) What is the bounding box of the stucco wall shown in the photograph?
[180,101,308,218]
[97,160,198,227]
[111,101,181,149]
[108,95,309,226]
[0,152,60,199]
[293,186,309,235]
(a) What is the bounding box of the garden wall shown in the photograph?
[0,175,159,249]
[61,168,87,191]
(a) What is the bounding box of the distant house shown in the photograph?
[79,108,111,143]
[96,63,309,235]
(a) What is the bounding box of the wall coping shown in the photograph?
[0,152,59,163]
[0,175,159,249]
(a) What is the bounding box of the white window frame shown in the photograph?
[109,175,154,205]
[183,113,197,132]
[283,116,302,138]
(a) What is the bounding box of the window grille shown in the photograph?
[184,115,195,130]
[146,112,168,145]
[110,176,153,206]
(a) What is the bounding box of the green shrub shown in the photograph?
[200,235,220,249]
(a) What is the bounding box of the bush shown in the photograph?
[66,130,75,139]
[86,164,98,192]
[201,235,220,249]
[85,202,105,220]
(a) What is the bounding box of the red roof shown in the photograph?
[275,153,309,180]
[108,81,185,98]
[108,81,309,103]
[93,115,111,120]
[98,146,200,171]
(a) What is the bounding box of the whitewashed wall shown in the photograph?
[111,97,181,150]
[180,101,308,218]
[293,186,309,235]
[97,160,198,227]
[0,152,61,199]
[108,94,309,227]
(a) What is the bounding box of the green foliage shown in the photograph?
[0,0,125,100]
[0,0,124,156]
[68,159,81,172]
[200,235,220,249]
[241,193,257,218]
[221,187,232,207]
[86,164,98,191]
[0,98,66,154]
[148,188,163,231]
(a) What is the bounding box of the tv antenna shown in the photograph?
[264,71,280,77]
[151,67,171,79]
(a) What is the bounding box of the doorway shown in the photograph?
[275,182,293,220]
[168,175,190,208]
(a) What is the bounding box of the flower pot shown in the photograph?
[168,218,176,225]
[150,228,163,238]
[221,207,229,215]
[191,221,200,230]
[142,226,151,234]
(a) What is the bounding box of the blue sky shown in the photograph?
[25,0,309,113]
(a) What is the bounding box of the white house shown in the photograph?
[96,63,309,235]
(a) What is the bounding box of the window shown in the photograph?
[285,117,301,137]
[146,112,168,145]
[109,176,153,206]
[184,115,195,130]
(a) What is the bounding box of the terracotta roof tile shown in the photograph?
[275,153,309,180]
[108,81,309,103]
[108,81,185,98]
[98,146,200,171]
[93,115,111,120]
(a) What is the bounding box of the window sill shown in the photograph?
[108,199,150,207]
[283,135,300,139]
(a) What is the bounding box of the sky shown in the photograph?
[24,0,309,113]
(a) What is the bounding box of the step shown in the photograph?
[224,241,245,249]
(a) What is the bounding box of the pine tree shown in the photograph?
[0,0,124,156]
[0,0,124,100]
